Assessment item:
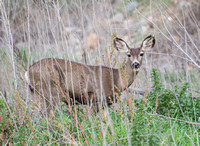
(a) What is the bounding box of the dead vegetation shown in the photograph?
[0,0,200,144]
[0,0,199,105]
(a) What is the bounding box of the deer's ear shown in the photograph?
[113,37,129,53]
[141,35,155,51]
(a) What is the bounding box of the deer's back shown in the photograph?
[28,58,118,104]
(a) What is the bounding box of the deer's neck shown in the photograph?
[115,60,138,91]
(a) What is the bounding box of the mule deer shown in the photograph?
[25,35,155,113]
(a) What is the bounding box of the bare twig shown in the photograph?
[0,2,18,90]
[0,92,19,131]
[128,88,152,95]
[164,68,186,121]
[148,113,200,126]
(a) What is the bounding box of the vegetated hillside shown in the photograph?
[0,0,199,145]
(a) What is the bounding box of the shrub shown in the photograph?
[147,69,200,121]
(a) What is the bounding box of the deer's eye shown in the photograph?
[140,53,144,57]
[127,54,131,57]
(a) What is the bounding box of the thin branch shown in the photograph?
[0,92,19,131]
[0,1,18,90]
[164,68,186,121]
[148,113,200,126]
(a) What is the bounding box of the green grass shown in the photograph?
[0,98,199,145]
[0,0,199,144]
[0,69,199,145]
[0,48,199,145]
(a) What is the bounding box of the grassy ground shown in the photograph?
[0,51,199,145]
[0,0,200,145]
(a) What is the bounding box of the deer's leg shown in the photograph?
[38,77,60,115]
[88,92,101,113]
[29,77,51,115]
[88,92,94,105]
[62,92,75,106]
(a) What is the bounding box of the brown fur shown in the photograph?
[26,35,155,113]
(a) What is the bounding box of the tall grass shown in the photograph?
[0,69,199,145]
[0,0,199,145]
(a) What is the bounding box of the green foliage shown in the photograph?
[0,69,199,145]
[148,69,200,121]
[130,69,199,145]
[0,97,14,145]
[131,108,156,145]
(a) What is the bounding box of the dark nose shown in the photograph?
[132,62,140,69]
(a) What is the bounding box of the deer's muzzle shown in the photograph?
[132,62,140,70]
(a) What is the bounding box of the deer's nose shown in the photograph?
[132,62,140,69]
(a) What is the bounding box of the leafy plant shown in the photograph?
[0,97,14,145]
[147,69,200,121]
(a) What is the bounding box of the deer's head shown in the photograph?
[113,35,155,71]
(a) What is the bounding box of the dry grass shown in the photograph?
[0,0,199,145]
